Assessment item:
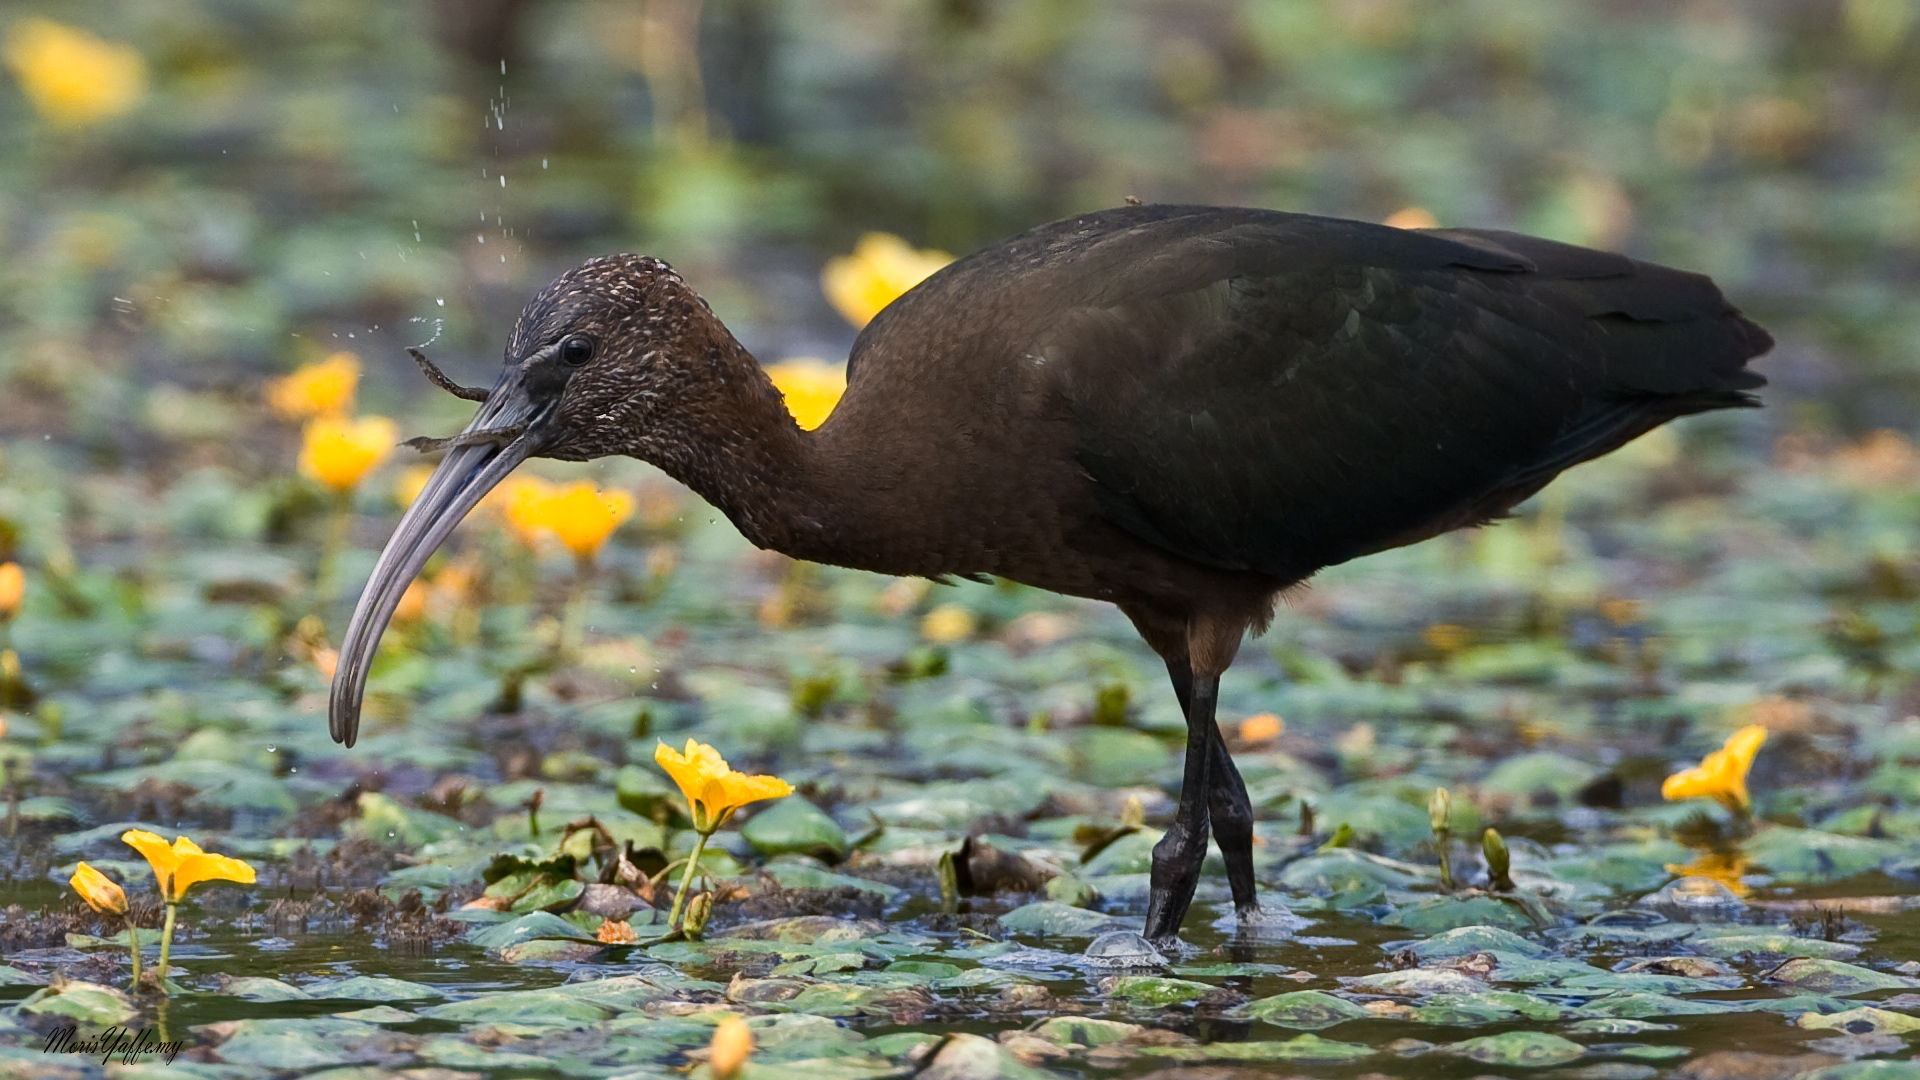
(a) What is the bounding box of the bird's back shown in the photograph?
[820,205,1769,600]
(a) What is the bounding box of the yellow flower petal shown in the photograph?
[655,739,791,833]
[539,482,634,557]
[121,829,255,901]
[487,476,557,546]
[69,861,127,915]
[121,829,179,897]
[0,562,22,620]
[3,19,146,130]
[765,359,846,431]
[172,851,256,895]
[267,353,360,420]
[710,1014,753,1080]
[300,415,398,493]
[821,232,952,329]
[1662,723,1769,813]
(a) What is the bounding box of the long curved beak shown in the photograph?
[328,371,556,746]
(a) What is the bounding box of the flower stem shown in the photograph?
[559,552,594,659]
[156,902,177,991]
[314,492,353,609]
[126,918,142,988]
[667,831,710,932]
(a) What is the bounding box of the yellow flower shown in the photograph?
[654,739,793,833]
[765,358,846,431]
[300,415,398,493]
[0,562,21,620]
[488,475,558,546]
[709,1014,753,1080]
[1239,712,1284,744]
[921,604,975,644]
[267,353,360,420]
[1662,724,1769,813]
[121,830,256,903]
[3,19,146,130]
[821,232,952,329]
[538,481,634,558]
[69,862,126,915]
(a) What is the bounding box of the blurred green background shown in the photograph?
[3,0,1919,462]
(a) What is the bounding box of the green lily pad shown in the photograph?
[466,910,594,950]
[1799,1065,1920,1080]
[1742,828,1899,883]
[1243,990,1371,1029]
[1105,975,1212,1006]
[305,975,441,1001]
[1081,828,1162,875]
[1799,1007,1920,1035]
[220,977,312,1001]
[1278,849,1427,892]
[1033,1017,1143,1046]
[417,987,614,1024]
[1565,1019,1679,1034]
[210,1018,385,1070]
[997,900,1124,937]
[1578,993,1741,1018]
[1382,896,1538,932]
[509,875,585,913]
[1142,1033,1375,1062]
[1445,1031,1585,1067]
[332,1005,418,1024]
[718,916,887,944]
[773,952,870,976]
[1689,933,1861,960]
[1765,958,1920,996]
[1348,967,1489,996]
[743,796,849,860]
[882,960,962,980]
[1414,991,1571,1024]
[18,980,135,1027]
[1409,924,1548,959]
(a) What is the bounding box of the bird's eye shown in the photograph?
[559,334,596,366]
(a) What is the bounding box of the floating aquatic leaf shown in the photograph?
[1689,933,1861,960]
[997,900,1126,937]
[1243,990,1372,1029]
[18,980,134,1027]
[742,796,849,860]
[1142,1033,1375,1062]
[210,1018,385,1070]
[1799,1007,1920,1035]
[1104,975,1212,1006]
[1382,895,1539,932]
[1032,1017,1143,1046]
[1408,924,1548,959]
[1765,958,1920,996]
[1445,1031,1586,1067]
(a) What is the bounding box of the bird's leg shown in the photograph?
[1143,671,1217,946]
[1207,727,1261,918]
[1162,658,1261,920]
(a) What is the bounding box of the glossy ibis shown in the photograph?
[330,204,1770,946]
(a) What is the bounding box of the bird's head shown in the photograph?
[328,253,708,746]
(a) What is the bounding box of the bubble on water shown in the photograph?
[436,298,445,306]
[266,746,276,753]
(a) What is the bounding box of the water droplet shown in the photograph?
[266,745,276,753]
[436,298,446,307]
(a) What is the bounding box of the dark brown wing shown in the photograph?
[859,206,1768,581]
